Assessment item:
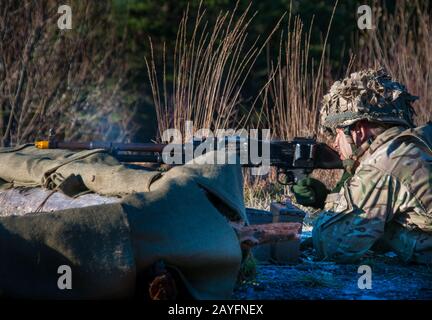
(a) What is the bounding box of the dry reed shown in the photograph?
[355,0,431,125]
[146,1,283,142]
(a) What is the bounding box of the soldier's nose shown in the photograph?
[332,141,339,150]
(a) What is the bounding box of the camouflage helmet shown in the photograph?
[320,68,417,134]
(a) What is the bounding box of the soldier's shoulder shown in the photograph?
[363,125,432,184]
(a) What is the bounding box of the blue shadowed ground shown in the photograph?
[234,230,432,300]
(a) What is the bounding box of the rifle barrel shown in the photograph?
[36,140,167,153]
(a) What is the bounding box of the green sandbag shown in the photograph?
[0,203,136,299]
[0,149,246,299]
[0,145,160,196]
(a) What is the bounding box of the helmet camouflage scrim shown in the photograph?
[320,68,418,135]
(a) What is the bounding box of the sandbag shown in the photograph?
[123,152,246,299]
[0,149,246,299]
[0,145,160,196]
[0,203,136,299]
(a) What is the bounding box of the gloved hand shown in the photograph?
[291,177,330,209]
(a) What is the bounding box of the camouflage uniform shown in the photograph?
[313,69,432,264]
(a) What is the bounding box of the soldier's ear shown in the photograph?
[357,121,371,142]
[350,121,367,144]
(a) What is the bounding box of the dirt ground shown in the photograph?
[233,234,432,300]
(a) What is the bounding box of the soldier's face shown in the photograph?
[332,128,353,160]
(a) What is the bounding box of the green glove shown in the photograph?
[292,177,330,209]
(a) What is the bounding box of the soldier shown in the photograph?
[292,68,432,264]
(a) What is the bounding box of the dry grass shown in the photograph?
[355,0,432,125]
[246,1,341,196]
[243,170,287,210]
[145,1,344,206]
[146,1,283,142]
[263,3,337,140]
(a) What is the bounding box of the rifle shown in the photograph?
[35,132,343,185]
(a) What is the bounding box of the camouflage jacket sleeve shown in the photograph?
[312,164,421,263]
